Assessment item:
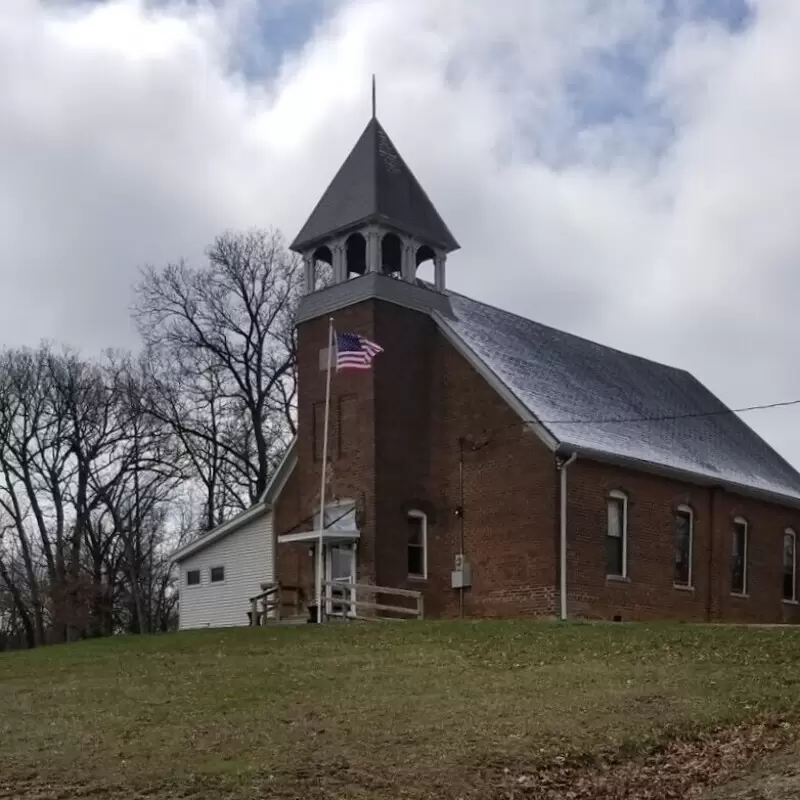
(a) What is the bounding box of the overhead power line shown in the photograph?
[539,398,800,427]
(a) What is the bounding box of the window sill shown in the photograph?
[408,575,427,582]
[782,599,799,606]
[673,583,695,592]
[606,575,630,584]
[730,592,749,599]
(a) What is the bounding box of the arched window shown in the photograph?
[407,509,427,579]
[345,232,366,277]
[731,517,748,596]
[606,490,628,578]
[674,504,694,588]
[783,529,797,602]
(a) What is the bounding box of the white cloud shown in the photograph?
[2,0,800,467]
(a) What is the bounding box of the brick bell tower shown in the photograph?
[286,107,459,603]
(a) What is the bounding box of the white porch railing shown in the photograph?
[321,580,424,621]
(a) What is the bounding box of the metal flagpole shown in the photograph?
[317,317,335,624]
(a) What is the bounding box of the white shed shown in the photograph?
[172,442,296,630]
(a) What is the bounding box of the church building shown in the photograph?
[174,111,800,627]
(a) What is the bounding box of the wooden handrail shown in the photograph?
[249,582,280,626]
[248,582,307,626]
[321,580,424,620]
[320,580,422,599]
[248,580,423,625]
[341,599,419,616]
[249,583,280,603]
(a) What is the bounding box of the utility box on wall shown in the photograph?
[451,553,472,589]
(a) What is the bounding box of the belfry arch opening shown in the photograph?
[312,245,333,291]
[381,233,403,278]
[345,233,367,277]
[415,245,436,285]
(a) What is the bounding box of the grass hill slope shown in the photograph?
[2,621,800,798]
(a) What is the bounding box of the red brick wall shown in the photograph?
[372,304,436,595]
[275,294,559,619]
[425,326,558,618]
[566,459,800,623]
[274,301,380,606]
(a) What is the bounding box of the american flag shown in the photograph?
[335,331,383,371]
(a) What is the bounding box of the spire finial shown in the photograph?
[371,74,376,120]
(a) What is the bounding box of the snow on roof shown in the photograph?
[446,291,800,504]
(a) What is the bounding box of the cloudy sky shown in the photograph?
[2,0,800,466]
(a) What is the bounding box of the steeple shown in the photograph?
[291,116,458,295]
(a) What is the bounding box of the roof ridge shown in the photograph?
[369,117,379,213]
[373,119,459,247]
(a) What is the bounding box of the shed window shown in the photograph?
[674,506,693,587]
[606,491,628,577]
[187,569,200,587]
[210,566,225,583]
[731,518,748,595]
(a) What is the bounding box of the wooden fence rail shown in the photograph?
[248,581,423,625]
[321,580,424,620]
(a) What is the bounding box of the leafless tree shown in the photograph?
[0,228,305,649]
[134,229,301,523]
[0,521,37,649]
[0,347,184,646]
[0,347,71,643]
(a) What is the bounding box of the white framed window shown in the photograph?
[731,517,748,595]
[606,491,628,578]
[210,566,225,584]
[407,510,427,579]
[674,505,694,588]
[186,569,201,587]
[783,529,797,602]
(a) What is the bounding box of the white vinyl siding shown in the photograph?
[177,510,274,630]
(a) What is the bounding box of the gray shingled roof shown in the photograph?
[446,291,800,504]
[291,118,459,253]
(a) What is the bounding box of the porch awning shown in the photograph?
[277,499,359,545]
[277,529,360,545]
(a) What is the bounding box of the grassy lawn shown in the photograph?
[2,621,800,798]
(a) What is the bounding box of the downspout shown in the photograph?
[558,453,577,621]
[458,436,466,619]
[706,487,718,622]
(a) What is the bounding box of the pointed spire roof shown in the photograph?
[291,118,459,253]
